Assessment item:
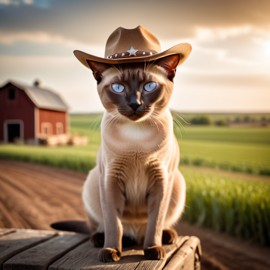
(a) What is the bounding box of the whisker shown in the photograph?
[150,116,160,133]
[88,114,102,132]
[172,112,190,139]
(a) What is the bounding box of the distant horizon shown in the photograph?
[70,110,270,115]
[2,77,270,115]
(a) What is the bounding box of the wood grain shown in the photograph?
[4,233,89,270]
[164,237,201,270]
[0,229,55,265]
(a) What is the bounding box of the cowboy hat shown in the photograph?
[74,25,192,68]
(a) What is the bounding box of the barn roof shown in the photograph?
[2,80,69,112]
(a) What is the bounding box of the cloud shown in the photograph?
[193,26,253,42]
[0,0,33,6]
[0,30,104,58]
[0,30,90,48]
[0,0,270,46]
[187,25,270,74]
[0,0,17,5]
[171,72,270,113]
[0,0,52,8]
[0,31,62,44]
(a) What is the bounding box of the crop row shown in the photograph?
[0,145,96,173]
[179,140,270,176]
[182,168,270,246]
[180,156,270,176]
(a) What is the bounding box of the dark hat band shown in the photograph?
[106,46,157,59]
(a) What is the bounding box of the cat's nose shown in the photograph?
[129,102,141,111]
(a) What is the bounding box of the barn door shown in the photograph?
[7,123,21,143]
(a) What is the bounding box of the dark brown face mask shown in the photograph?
[87,55,179,121]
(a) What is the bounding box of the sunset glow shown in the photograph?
[0,0,270,113]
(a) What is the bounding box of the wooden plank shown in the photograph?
[116,249,143,270]
[0,229,56,266]
[0,229,16,237]
[163,236,201,270]
[3,233,89,270]
[182,237,201,270]
[50,236,189,270]
[116,262,140,270]
[49,240,117,270]
[136,237,189,270]
[0,229,201,270]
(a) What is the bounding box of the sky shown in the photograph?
[0,0,270,113]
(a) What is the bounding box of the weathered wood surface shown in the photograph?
[0,229,201,270]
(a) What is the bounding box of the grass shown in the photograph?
[174,125,270,175]
[0,144,97,173]
[69,113,270,175]
[1,113,269,176]
[70,113,102,138]
[176,112,270,126]
[182,167,270,245]
[180,140,270,175]
[176,126,270,145]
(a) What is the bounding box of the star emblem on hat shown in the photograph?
[127,46,138,56]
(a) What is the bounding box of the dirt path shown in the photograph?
[0,159,86,229]
[0,159,269,270]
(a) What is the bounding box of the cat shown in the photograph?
[81,54,187,262]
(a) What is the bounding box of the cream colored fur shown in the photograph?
[82,59,186,261]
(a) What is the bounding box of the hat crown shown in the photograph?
[73,25,192,68]
[105,25,161,57]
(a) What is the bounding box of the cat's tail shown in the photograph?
[50,220,90,235]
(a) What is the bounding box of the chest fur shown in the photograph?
[120,158,150,222]
[124,159,148,203]
[100,111,175,218]
[101,115,169,155]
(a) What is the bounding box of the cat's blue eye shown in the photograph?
[111,83,125,93]
[144,82,157,92]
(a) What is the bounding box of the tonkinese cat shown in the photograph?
[53,26,191,263]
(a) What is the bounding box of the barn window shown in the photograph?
[56,122,64,134]
[43,126,49,135]
[41,123,52,137]
[8,88,16,100]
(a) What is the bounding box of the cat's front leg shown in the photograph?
[144,166,171,260]
[98,173,125,262]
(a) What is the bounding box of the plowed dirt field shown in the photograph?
[0,160,269,270]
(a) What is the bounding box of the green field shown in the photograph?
[177,126,270,145]
[2,113,269,175]
[180,140,270,175]
[182,167,270,245]
[0,113,270,245]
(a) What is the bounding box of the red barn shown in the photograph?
[0,80,69,144]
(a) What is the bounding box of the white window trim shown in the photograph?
[56,122,64,134]
[41,122,52,137]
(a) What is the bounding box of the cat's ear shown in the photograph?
[155,54,180,81]
[87,60,112,84]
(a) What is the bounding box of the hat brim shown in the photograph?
[74,43,192,69]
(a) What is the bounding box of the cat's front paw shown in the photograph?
[98,247,121,262]
[144,246,165,260]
